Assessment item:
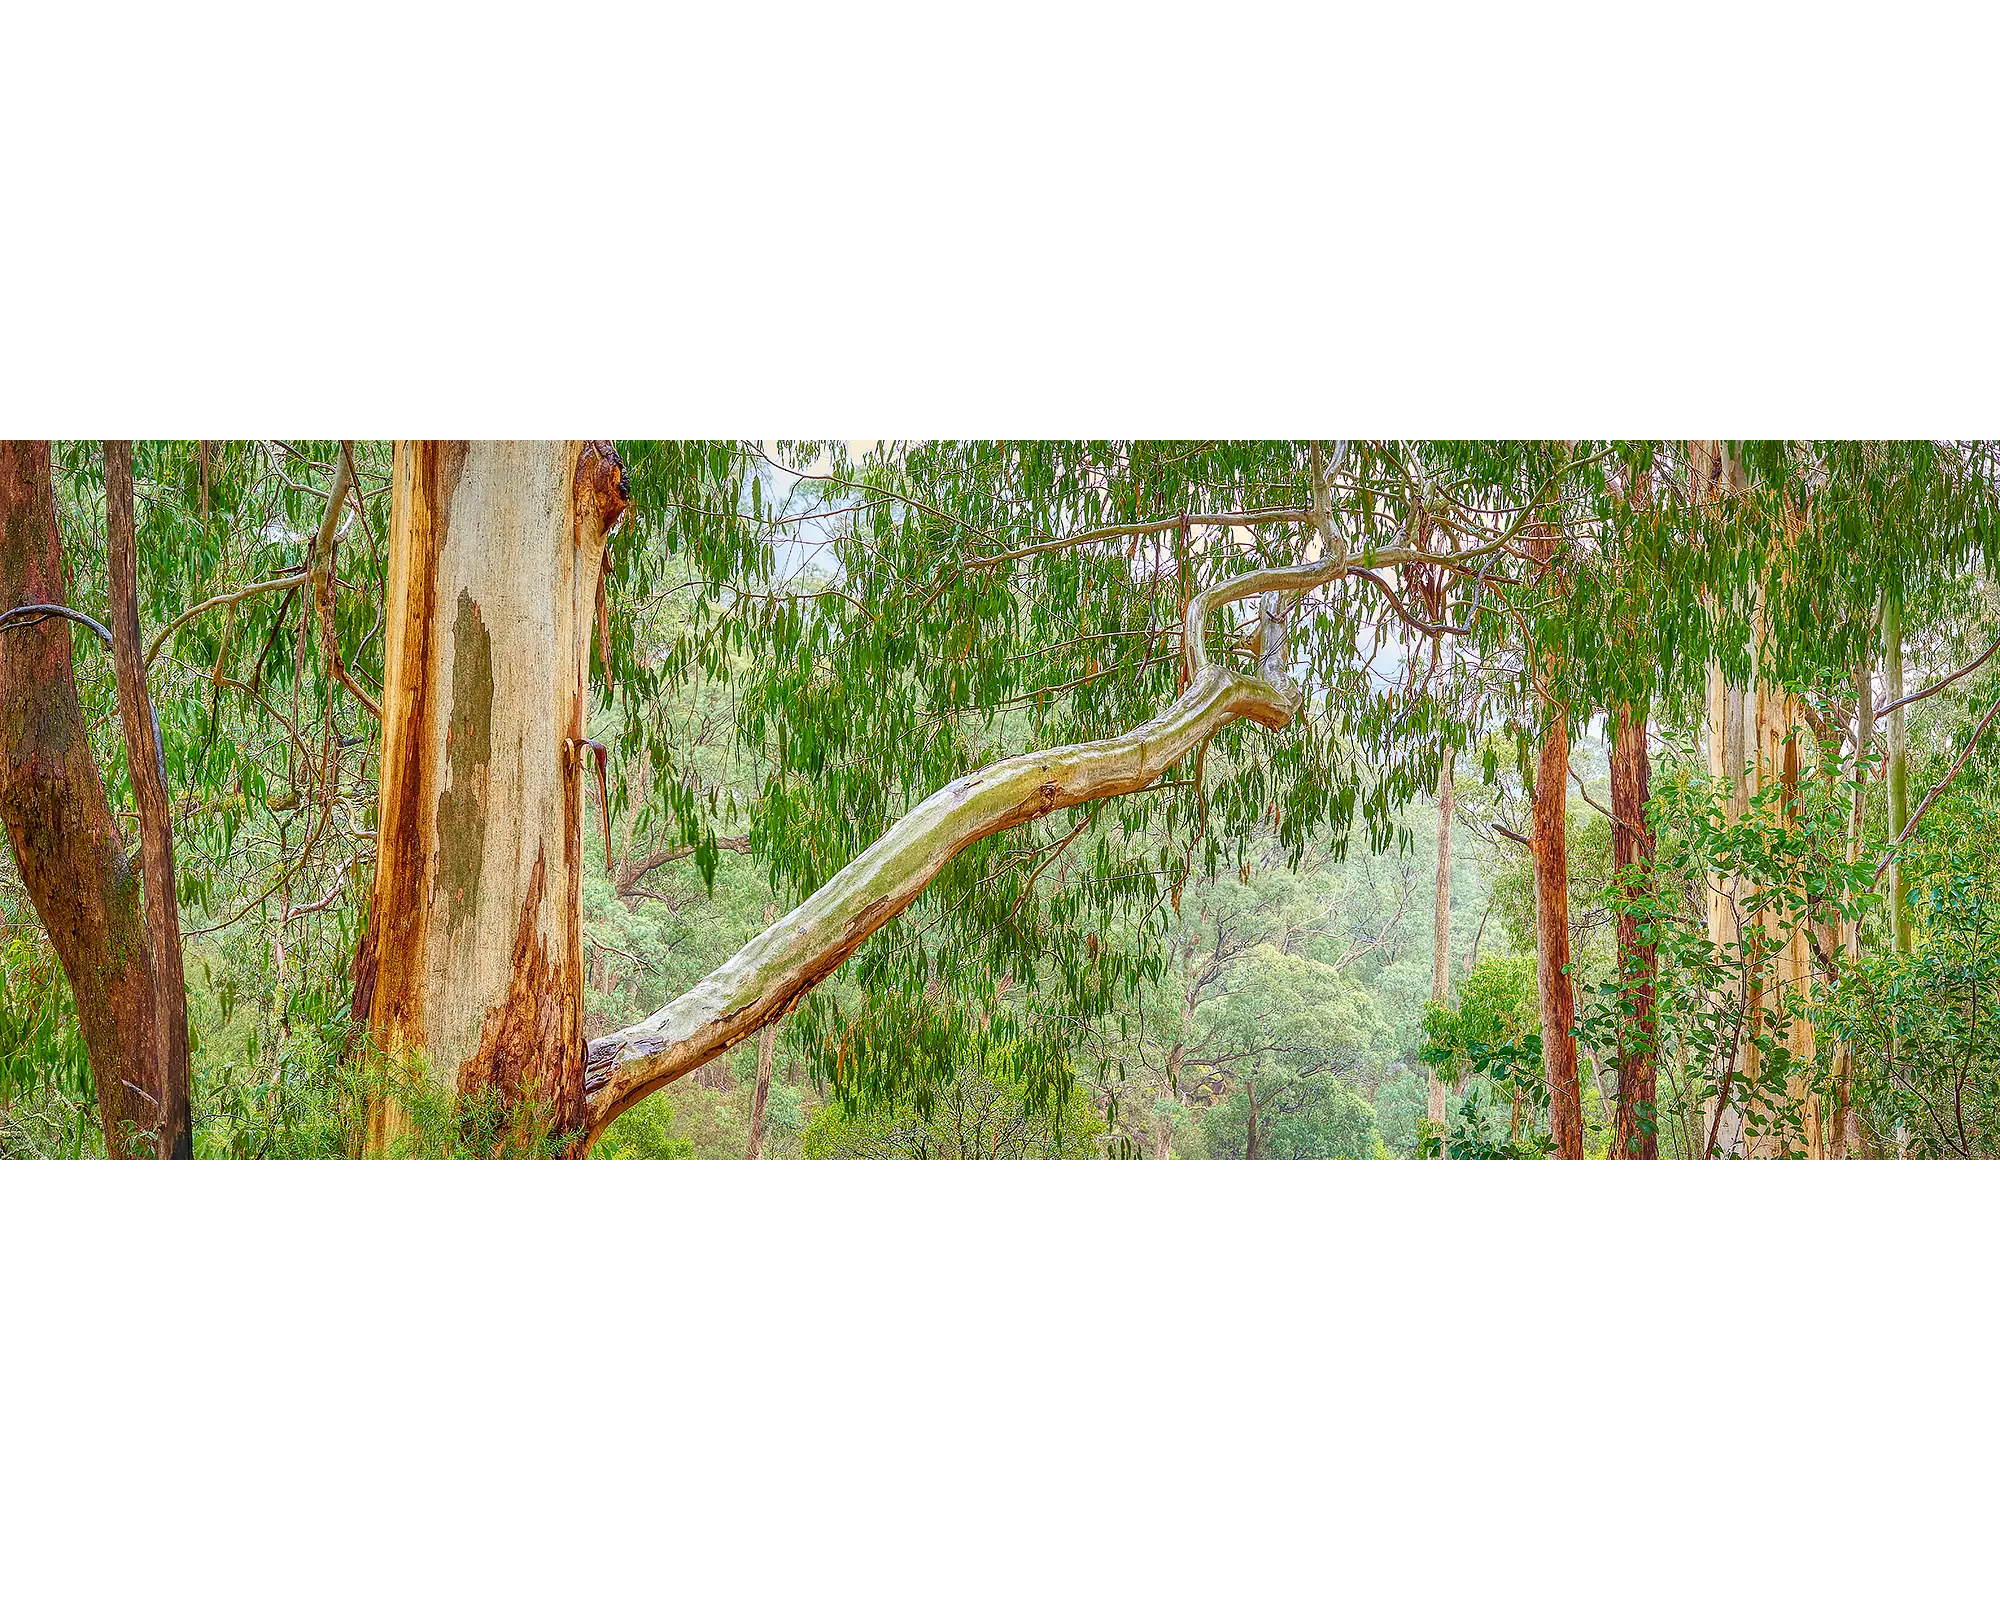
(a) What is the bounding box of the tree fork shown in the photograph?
[0,441,168,1156]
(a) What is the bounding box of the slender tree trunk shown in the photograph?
[1832,658,1875,1158]
[0,441,166,1156]
[1696,442,1749,1156]
[1534,710,1584,1159]
[745,1022,776,1159]
[1884,590,1910,953]
[1244,1081,1260,1160]
[746,902,780,1158]
[104,443,194,1159]
[1429,752,1453,1154]
[358,441,627,1155]
[1609,702,1658,1159]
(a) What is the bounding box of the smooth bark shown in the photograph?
[359,441,628,1154]
[104,441,193,1159]
[0,441,166,1156]
[1884,590,1911,953]
[582,547,1353,1143]
[1534,710,1584,1159]
[1608,703,1658,1158]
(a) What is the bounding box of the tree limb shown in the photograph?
[310,445,381,720]
[582,552,1351,1141]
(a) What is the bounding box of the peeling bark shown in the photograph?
[363,441,627,1154]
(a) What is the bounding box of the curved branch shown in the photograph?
[0,603,113,648]
[143,573,305,669]
[582,558,1349,1141]
[1876,633,2000,719]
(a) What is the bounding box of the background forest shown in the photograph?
[4,439,1998,1161]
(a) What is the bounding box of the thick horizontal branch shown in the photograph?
[581,557,1354,1143]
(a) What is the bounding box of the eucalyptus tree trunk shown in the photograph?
[745,1023,776,1159]
[0,440,169,1156]
[1831,658,1875,1158]
[1884,590,1911,954]
[358,441,628,1155]
[1428,752,1453,1153]
[1696,442,1750,1156]
[1533,711,1584,1159]
[104,441,193,1159]
[1609,702,1658,1159]
[1746,667,1819,1157]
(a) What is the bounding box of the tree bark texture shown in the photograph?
[1534,710,1584,1159]
[1609,702,1657,1159]
[0,441,167,1156]
[104,441,193,1159]
[361,441,627,1154]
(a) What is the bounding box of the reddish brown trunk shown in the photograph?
[1609,703,1658,1159]
[1535,710,1584,1159]
[104,442,193,1159]
[0,441,166,1156]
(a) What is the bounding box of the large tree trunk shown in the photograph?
[104,442,194,1159]
[0,440,168,1156]
[359,441,627,1155]
[1609,703,1658,1158]
[1429,752,1452,1154]
[1534,710,1584,1159]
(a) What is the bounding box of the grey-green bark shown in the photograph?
[581,546,1362,1142]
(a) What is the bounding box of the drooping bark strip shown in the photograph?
[1609,702,1658,1159]
[1429,751,1453,1153]
[1534,709,1584,1159]
[0,441,165,1156]
[104,441,193,1159]
[362,442,628,1154]
[582,546,1363,1144]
